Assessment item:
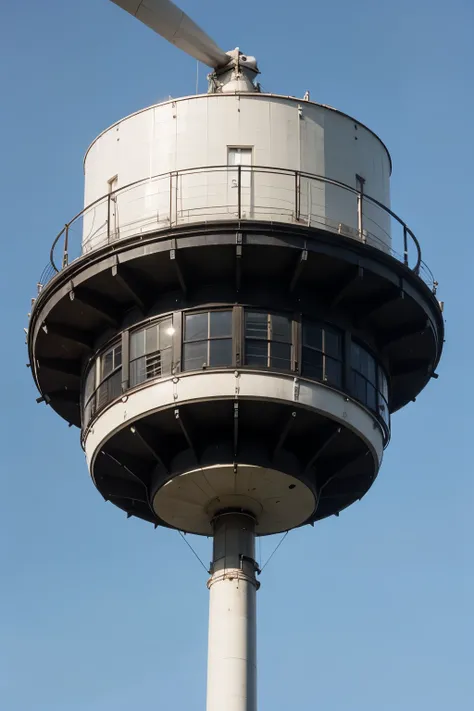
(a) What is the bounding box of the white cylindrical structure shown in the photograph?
[82,93,392,256]
[206,512,259,711]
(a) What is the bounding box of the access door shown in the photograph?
[228,147,253,218]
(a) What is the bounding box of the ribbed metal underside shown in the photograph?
[91,397,378,530]
[29,221,443,430]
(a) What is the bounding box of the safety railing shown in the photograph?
[36,165,437,293]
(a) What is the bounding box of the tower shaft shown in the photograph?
[206,512,259,711]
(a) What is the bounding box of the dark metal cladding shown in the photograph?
[28,217,443,529]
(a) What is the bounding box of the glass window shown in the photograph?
[302,348,323,380]
[377,366,390,427]
[183,341,207,371]
[210,311,232,338]
[83,365,96,426]
[185,313,208,342]
[101,343,121,379]
[302,321,342,387]
[351,342,389,427]
[97,369,122,410]
[245,311,268,340]
[303,322,322,350]
[130,317,174,386]
[271,342,291,369]
[325,356,342,386]
[271,314,291,342]
[351,343,376,385]
[183,310,233,371]
[245,340,268,367]
[210,339,233,366]
[324,328,341,359]
[96,342,123,411]
[244,311,292,370]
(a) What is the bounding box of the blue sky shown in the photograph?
[1,0,472,709]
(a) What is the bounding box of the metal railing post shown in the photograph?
[37,164,434,290]
[237,165,242,219]
[357,192,363,239]
[107,193,111,241]
[295,172,301,221]
[307,180,311,226]
[403,225,409,266]
[175,171,178,225]
[169,171,173,226]
[62,224,69,268]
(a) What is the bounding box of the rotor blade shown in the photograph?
[110,0,230,68]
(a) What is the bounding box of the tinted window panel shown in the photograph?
[302,348,323,380]
[145,324,159,354]
[183,341,207,371]
[367,383,377,410]
[159,319,174,349]
[245,312,268,340]
[366,353,376,385]
[161,347,173,375]
[185,313,208,342]
[325,357,342,387]
[378,397,389,425]
[84,398,94,426]
[210,311,232,338]
[270,342,291,369]
[130,356,146,386]
[324,328,341,359]
[97,369,122,410]
[352,372,367,403]
[246,340,268,366]
[84,366,95,402]
[271,314,291,343]
[303,322,323,350]
[379,366,389,401]
[102,350,114,378]
[130,329,146,360]
[351,342,362,372]
[209,339,232,366]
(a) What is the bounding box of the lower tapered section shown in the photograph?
[206,512,258,711]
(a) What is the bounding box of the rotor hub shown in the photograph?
[208,48,260,93]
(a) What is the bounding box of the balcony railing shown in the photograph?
[37,165,437,292]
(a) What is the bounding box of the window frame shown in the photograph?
[80,308,391,438]
[129,315,174,387]
[301,320,343,388]
[243,310,293,371]
[96,339,123,412]
[182,308,234,372]
[350,338,390,427]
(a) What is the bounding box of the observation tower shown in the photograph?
[27,1,444,709]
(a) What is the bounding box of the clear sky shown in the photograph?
[0,0,472,709]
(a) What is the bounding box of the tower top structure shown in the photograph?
[27,2,444,710]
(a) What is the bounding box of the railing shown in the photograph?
[37,165,437,293]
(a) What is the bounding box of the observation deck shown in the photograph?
[28,163,443,530]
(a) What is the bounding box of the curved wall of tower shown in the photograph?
[82,93,392,254]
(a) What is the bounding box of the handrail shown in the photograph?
[39,164,434,292]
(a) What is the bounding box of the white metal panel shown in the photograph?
[83,371,385,470]
[82,94,392,253]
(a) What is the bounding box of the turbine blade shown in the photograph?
[110,0,230,68]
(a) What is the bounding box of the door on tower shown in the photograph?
[227,147,253,218]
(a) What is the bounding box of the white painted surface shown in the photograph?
[82,94,392,254]
[207,513,258,711]
[84,370,385,471]
[153,463,315,535]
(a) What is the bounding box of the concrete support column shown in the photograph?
[206,512,259,711]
